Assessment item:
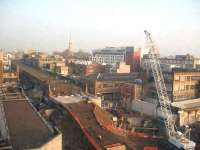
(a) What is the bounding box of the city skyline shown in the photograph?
[0,0,200,56]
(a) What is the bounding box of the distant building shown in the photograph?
[55,66,69,76]
[0,50,13,71]
[117,62,130,73]
[85,63,104,76]
[23,52,66,69]
[69,62,104,77]
[142,54,199,72]
[132,48,141,72]
[0,52,3,84]
[13,50,24,60]
[90,47,135,65]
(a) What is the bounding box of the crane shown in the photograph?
[144,30,195,150]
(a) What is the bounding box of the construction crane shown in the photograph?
[144,30,195,150]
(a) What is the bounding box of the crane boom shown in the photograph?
[144,30,195,150]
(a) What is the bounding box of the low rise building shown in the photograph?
[23,52,66,69]
[172,98,200,126]
[85,73,139,101]
[69,62,105,76]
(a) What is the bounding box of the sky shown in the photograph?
[0,0,200,56]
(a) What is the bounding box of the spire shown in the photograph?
[68,32,74,58]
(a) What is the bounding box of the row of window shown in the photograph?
[174,76,191,81]
[174,84,196,91]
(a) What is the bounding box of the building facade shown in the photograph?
[141,54,199,72]
[85,73,139,101]
[90,47,135,65]
[172,69,200,102]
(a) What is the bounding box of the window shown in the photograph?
[191,85,195,89]
[186,85,190,90]
[174,75,180,81]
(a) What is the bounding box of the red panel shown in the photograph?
[132,48,141,72]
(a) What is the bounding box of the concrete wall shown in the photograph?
[131,100,166,119]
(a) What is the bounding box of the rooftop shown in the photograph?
[87,73,139,81]
[0,86,56,149]
[172,68,200,73]
[171,98,200,110]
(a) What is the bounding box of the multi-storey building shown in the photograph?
[172,69,200,101]
[23,52,66,69]
[90,47,136,65]
[141,54,200,72]
[0,50,13,71]
[143,68,200,103]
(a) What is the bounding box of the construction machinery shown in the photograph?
[144,30,195,150]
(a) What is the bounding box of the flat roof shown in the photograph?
[87,73,139,81]
[172,98,200,110]
[1,88,54,149]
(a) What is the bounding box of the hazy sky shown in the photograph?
[0,0,200,56]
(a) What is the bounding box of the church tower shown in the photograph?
[68,33,74,60]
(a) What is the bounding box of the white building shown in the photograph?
[90,47,131,65]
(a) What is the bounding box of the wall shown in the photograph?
[132,100,158,118]
[178,109,200,126]
[172,70,200,101]
[120,83,142,111]
[117,62,130,73]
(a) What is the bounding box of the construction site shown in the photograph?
[1,31,200,150]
